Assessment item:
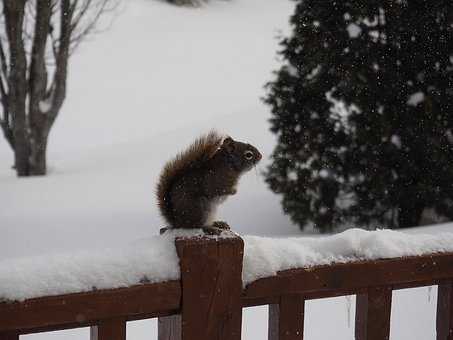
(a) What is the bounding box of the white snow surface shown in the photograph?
[2,228,453,301]
[242,228,453,285]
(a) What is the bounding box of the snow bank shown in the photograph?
[1,228,453,301]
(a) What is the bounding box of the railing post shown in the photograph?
[158,232,244,340]
[0,332,19,340]
[268,295,304,340]
[90,318,126,340]
[355,286,392,340]
[437,283,453,340]
[158,315,182,340]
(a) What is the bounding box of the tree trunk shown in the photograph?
[4,0,29,176]
[13,137,29,176]
[1,0,108,177]
[28,0,52,176]
[29,132,48,176]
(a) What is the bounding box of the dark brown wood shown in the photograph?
[243,289,367,308]
[242,281,441,308]
[10,310,178,336]
[164,233,244,340]
[242,296,280,308]
[0,281,181,333]
[244,253,453,300]
[268,295,304,340]
[268,304,279,340]
[0,332,19,340]
[158,315,182,340]
[90,318,126,340]
[355,286,392,340]
[437,282,453,340]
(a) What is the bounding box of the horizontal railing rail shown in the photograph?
[1,233,452,340]
[243,252,453,303]
[0,281,181,334]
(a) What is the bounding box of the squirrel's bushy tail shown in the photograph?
[156,131,224,227]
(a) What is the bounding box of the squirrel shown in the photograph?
[156,131,262,233]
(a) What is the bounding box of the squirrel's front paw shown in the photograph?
[202,227,223,236]
[212,221,230,230]
[202,221,230,235]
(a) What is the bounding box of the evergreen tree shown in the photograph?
[265,0,453,232]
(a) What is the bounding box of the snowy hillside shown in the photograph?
[0,0,298,261]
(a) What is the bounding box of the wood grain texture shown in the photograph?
[158,315,182,340]
[0,281,181,334]
[244,253,453,301]
[90,318,126,340]
[268,304,279,340]
[268,295,304,340]
[0,332,19,340]
[437,282,453,340]
[355,286,392,340]
[173,234,244,340]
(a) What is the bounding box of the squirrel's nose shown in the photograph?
[256,152,262,162]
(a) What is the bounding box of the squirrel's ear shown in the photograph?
[222,136,235,152]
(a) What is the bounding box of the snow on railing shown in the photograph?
[1,229,453,340]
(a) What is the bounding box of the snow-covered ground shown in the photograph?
[0,0,451,339]
[0,0,299,262]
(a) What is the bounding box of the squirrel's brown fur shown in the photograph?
[156,131,224,227]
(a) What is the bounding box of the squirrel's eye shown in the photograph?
[244,150,254,160]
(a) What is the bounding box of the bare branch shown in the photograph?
[0,111,14,149]
[0,67,9,116]
[0,2,12,148]
[0,39,9,110]
[29,0,52,111]
[3,0,28,166]
[47,0,116,121]
[70,0,93,31]
[45,0,74,124]
[0,69,13,149]
[68,0,117,54]
[0,40,8,78]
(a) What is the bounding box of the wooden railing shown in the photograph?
[1,234,453,340]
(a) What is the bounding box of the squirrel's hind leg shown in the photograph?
[170,194,211,229]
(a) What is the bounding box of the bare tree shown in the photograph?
[0,0,115,176]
